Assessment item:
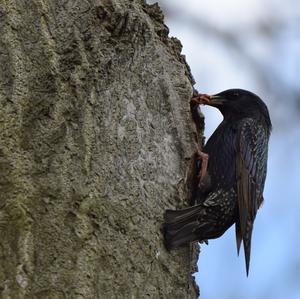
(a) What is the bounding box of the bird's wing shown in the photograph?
[235,118,269,275]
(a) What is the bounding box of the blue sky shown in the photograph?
[148,0,300,298]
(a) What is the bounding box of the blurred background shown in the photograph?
[147,0,300,298]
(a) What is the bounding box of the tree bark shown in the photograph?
[0,0,201,298]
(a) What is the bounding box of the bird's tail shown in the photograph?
[235,218,253,276]
[163,205,204,249]
[243,221,253,276]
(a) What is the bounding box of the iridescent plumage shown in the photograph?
[163,89,271,275]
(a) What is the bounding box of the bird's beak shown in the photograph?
[198,94,226,107]
[192,94,225,106]
[205,95,226,106]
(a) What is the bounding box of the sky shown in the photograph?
[147,0,300,298]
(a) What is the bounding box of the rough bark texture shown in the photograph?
[0,0,201,298]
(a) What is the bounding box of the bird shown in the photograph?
[163,89,271,275]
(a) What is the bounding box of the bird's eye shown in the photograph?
[234,93,239,97]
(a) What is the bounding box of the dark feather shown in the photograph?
[163,89,271,275]
[236,118,269,275]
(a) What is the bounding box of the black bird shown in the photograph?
[163,89,271,275]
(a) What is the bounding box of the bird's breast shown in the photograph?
[204,122,237,188]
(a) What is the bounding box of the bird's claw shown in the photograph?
[196,151,209,186]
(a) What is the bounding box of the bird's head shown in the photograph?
[192,89,272,129]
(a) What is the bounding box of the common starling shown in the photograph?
[163,89,271,275]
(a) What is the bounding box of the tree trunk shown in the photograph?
[0,0,201,298]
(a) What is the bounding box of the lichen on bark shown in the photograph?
[0,0,201,298]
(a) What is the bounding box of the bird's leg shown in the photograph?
[196,149,209,186]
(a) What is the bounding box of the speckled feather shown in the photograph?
[235,118,269,275]
[163,89,271,276]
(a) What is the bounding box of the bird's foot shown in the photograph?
[196,151,209,187]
